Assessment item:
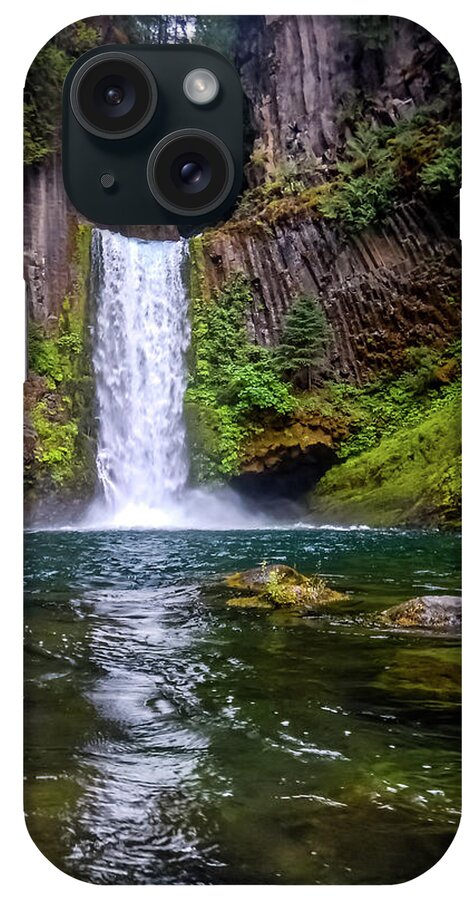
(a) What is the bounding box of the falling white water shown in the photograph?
[91,229,192,525]
[88,228,269,529]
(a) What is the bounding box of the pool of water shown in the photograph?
[24,526,461,884]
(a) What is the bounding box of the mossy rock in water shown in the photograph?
[226,564,306,591]
[374,646,461,702]
[225,564,346,611]
[379,595,461,633]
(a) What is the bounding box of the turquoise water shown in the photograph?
[24,527,461,884]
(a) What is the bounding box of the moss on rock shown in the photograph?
[378,595,461,632]
[24,223,96,508]
[373,646,461,703]
[224,563,347,611]
[309,398,461,528]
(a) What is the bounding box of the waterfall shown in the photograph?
[91,229,190,526]
[87,227,271,530]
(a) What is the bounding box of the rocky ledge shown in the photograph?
[231,410,350,500]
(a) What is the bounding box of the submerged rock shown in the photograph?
[379,595,461,633]
[374,646,461,702]
[224,564,346,611]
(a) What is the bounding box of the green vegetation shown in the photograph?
[186,245,294,480]
[275,294,330,388]
[326,343,461,461]
[225,563,346,609]
[263,567,298,607]
[30,402,80,486]
[345,15,392,51]
[225,102,461,236]
[310,397,461,528]
[187,229,461,530]
[294,339,461,528]
[24,22,100,165]
[26,225,95,494]
[24,15,241,166]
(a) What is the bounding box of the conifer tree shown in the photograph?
[275,295,330,389]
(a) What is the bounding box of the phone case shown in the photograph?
[24,14,461,885]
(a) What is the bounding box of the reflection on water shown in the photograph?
[24,527,461,884]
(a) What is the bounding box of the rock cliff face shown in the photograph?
[238,15,453,170]
[198,15,460,383]
[200,199,460,382]
[24,156,79,324]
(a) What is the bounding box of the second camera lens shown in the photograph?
[147,129,234,216]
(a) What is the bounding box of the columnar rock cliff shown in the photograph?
[198,15,460,382]
[238,15,453,168]
[24,156,81,324]
[24,153,179,326]
[186,15,460,522]
[200,200,460,382]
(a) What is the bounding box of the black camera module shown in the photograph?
[63,45,243,225]
[70,51,158,139]
[147,129,234,216]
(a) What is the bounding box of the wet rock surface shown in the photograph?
[379,595,461,633]
[373,646,461,702]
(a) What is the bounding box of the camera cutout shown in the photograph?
[63,45,243,228]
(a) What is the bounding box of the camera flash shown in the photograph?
[183,69,219,105]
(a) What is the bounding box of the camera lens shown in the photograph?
[147,130,234,216]
[180,162,202,185]
[104,86,124,106]
[70,52,157,139]
[173,154,212,194]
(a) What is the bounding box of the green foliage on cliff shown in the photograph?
[30,402,79,485]
[331,343,461,461]
[345,15,392,50]
[310,396,461,528]
[186,246,294,480]
[187,225,461,525]
[24,22,100,165]
[295,339,460,460]
[26,225,95,493]
[275,295,330,388]
[419,145,462,194]
[228,103,461,235]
